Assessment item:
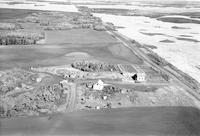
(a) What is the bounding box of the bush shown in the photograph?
[16,19,26,23]
[25,16,40,23]
[104,22,116,31]
[0,23,23,30]
[0,31,45,45]
[0,106,5,117]
[69,14,103,30]
[93,24,106,31]
[31,13,39,17]
[71,61,118,72]
[102,86,121,95]
[44,23,74,31]
[44,26,54,31]
[55,22,74,30]
[81,24,93,29]
[0,83,67,118]
[40,21,49,26]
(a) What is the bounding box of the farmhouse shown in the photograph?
[118,64,146,82]
[93,79,104,90]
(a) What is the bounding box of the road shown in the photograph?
[66,83,77,112]
[77,79,171,87]
[107,30,200,103]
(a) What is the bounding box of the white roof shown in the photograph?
[60,80,68,86]
[97,79,104,85]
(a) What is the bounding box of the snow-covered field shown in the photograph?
[81,4,200,13]
[0,0,78,12]
[93,12,200,83]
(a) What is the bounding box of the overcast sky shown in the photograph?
[10,0,200,2]
[71,0,200,1]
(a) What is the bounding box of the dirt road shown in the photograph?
[66,83,77,112]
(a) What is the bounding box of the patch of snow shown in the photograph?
[158,15,200,21]
[79,4,200,13]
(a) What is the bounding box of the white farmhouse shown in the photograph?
[136,72,146,82]
[133,65,146,82]
[93,80,104,90]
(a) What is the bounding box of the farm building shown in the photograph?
[132,65,146,82]
[93,80,104,90]
[59,80,69,88]
[118,64,146,82]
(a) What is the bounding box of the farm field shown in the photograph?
[0,29,143,70]
[1,107,200,136]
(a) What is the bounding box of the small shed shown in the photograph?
[60,80,69,88]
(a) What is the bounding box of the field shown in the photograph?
[1,107,200,135]
[0,8,142,70]
[0,8,37,20]
[45,29,117,44]
[0,29,143,70]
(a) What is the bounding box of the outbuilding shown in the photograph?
[93,79,104,90]
[60,80,69,88]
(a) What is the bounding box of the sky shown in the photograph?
[9,0,200,1]
[50,0,200,1]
